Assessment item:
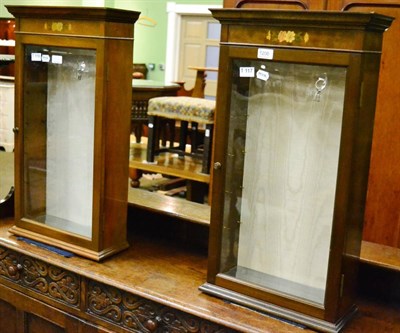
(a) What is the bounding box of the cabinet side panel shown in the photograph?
[339,4,400,248]
[102,34,133,250]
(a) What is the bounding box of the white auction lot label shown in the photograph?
[257,48,274,60]
[239,67,255,77]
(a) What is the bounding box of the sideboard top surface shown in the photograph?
[0,218,305,333]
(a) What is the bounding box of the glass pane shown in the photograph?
[206,46,219,81]
[23,45,96,239]
[0,80,14,200]
[220,59,347,305]
[207,21,221,40]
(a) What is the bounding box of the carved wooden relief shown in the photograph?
[87,280,237,332]
[0,246,80,307]
[0,246,20,281]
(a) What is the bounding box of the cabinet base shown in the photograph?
[8,225,129,261]
[199,282,357,333]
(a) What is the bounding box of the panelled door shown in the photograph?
[178,15,220,99]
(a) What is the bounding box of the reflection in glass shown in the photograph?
[23,45,96,239]
[220,60,347,305]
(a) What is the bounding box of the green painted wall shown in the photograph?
[0,0,222,80]
[114,0,222,80]
[0,0,82,17]
[114,0,171,81]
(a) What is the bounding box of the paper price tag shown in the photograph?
[42,54,50,63]
[256,69,270,81]
[51,55,63,64]
[258,48,274,60]
[239,67,255,77]
[31,53,42,62]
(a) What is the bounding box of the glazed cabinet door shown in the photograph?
[207,45,355,317]
[220,58,345,306]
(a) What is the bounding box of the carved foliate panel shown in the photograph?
[87,280,237,333]
[0,246,80,307]
[0,246,21,281]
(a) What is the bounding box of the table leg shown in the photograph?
[129,167,143,188]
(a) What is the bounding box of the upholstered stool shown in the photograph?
[146,96,215,174]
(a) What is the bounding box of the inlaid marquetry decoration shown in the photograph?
[44,22,73,32]
[266,30,309,44]
[87,280,237,333]
[0,246,80,306]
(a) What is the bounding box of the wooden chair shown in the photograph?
[155,66,218,156]
[146,96,215,174]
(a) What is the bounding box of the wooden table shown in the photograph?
[131,79,181,143]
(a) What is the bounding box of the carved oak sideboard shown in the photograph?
[0,218,308,333]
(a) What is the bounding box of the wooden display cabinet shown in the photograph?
[200,9,393,332]
[7,6,140,261]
